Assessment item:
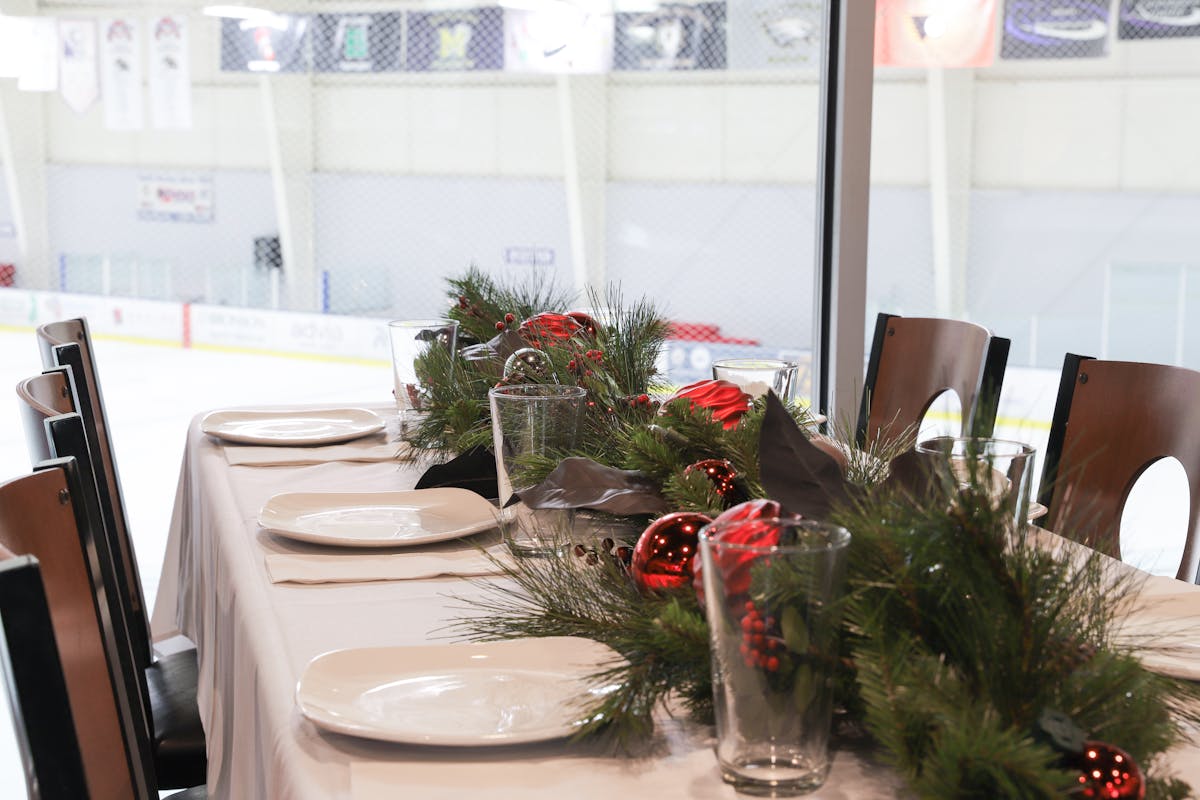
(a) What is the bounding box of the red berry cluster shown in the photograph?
[455,295,488,320]
[494,311,517,332]
[566,348,604,378]
[738,600,782,672]
[627,393,651,409]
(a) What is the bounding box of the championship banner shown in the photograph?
[875,0,996,68]
[220,15,309,72]
[58,19,99,112]
[19,17,59,92]
[1119,0,1200,39]
[613,2,726,71]
[504,6,613,73]
[313,12,403,73]
[1001,0,1110,59]
[407,8,503,72]
[100,17,144,129]
[727,0,824,69]
[148,15,192,129]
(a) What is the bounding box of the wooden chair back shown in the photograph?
[0,462,155,798]
[856,312,1010,448]
[15,369,74,464]
[1039,354,1200,582]
[38,322,153,666]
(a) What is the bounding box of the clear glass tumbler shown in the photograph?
[699,517,851,796]
[914,436,1037,532]
[712,358,800,402]
[387,319,459,425]
[488,383,586,557]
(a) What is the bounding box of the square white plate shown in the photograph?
[259,487,500,547]
[200,408,385,446]
[296,637,623,745]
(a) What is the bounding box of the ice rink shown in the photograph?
[0,326,1188,796]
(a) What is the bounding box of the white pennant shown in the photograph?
[58,19,99,113]
[99,17,144,130]
[148,14,191,130]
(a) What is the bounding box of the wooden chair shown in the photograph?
[0,464,206,800]
[1039,354,1200,583]
[16,369,206,789]
[856,312,1011,448]
[0,461,154,799]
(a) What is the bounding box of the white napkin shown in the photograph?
[265,547,508,584]
[223,437,404,467]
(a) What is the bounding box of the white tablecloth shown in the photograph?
[151,409,1200,799]
[151,411,906,799]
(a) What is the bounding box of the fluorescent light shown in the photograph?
[202,5,273,21]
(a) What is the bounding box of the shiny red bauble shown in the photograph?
[684,459,739,500]
[630,512,713,593]
[664,379,751,430]
[1070,741,1144,800]
[518,313,584,347]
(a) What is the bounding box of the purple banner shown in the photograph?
[1001,0,1110,59]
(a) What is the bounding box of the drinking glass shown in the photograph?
[699,518,851,796]
[388,319,459,424]
[488,384,586,557]
[712,359,799,402]
[914,436,1037,532]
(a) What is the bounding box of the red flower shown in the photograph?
[693,500,801,605]
[518,313,585,347]
[665,379,751,430]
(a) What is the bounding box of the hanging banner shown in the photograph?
[1001,0,1110,59]
[408,8,503,72]
[148,15,192,129]
[727,0,823,69]
[0,17,27,78]
[19,17,59,92]
[875,0,996,68]
[504,7,613,73]
[219,15,310,72]
[1119,0,1200,39]
[313,12,403,72]
[59,19,98,111]
[613,2,726,71]
[100,17,144,129]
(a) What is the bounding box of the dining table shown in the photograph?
[151,403,1200,799]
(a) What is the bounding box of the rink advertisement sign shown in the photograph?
[137,175,214,223]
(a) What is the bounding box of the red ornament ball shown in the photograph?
[630,512,713,593]
[685,459,739,500]
[518,312,584,347]
[1070,741,1144,800]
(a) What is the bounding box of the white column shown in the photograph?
[556,74,607,296]
[927,67,974,319]
[260,73,316,311]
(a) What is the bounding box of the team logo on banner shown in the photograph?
[408,8,503,72]
[58,19,99,112]
[219,15,310,72]
[727,0,823,69]
[875,0,996,68]
[614,2,726,71]
[1001,0,1111,59]
[313,13,403,72]
[1119,0,1200,39]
